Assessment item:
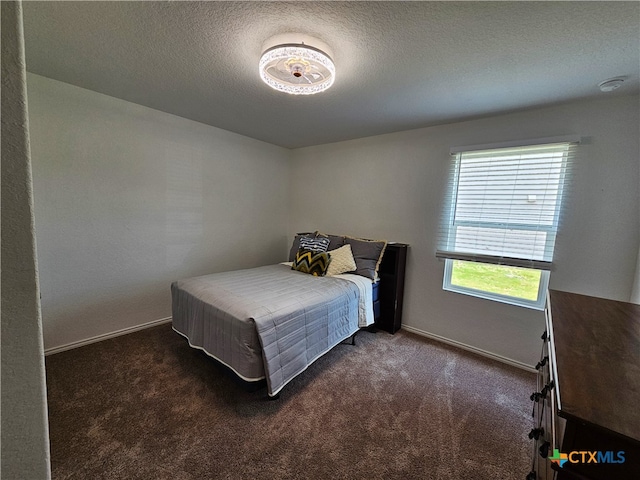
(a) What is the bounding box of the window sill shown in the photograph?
[443,284,546,310]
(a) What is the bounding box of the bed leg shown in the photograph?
[340,331,358,346]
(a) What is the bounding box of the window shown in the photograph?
[437,138,577,309]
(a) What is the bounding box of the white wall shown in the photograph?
[632,150,640,304]
[27,74,291,351]
[632,247,640,304]
[290,95,640,367]
[1,2,51,477]
[26,71,639,366]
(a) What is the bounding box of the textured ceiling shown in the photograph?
[22,1,640,149]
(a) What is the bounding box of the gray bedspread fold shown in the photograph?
[171,264,360,396]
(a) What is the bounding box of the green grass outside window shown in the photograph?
[450,260,541,301]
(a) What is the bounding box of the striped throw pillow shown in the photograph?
[298,236,330,253]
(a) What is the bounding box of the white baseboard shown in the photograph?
[401,324,537,373]
[44,317,537,373]
[44,317,172,356]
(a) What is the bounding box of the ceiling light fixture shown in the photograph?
[259,35,335,95]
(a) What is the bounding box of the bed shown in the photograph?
[171,233,387,397]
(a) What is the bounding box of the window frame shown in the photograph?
[438,136,578,309]
[443,259,550,310]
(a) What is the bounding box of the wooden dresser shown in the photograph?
[528,289,640,480]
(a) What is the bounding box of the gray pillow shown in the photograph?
[316,232,346,251]
[288,231,345,261]
[345,237,387,280]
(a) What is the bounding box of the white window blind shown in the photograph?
[436,139,576,270]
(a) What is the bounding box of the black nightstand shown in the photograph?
[375,243,408,334]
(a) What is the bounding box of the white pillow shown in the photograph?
[326,244,357,276]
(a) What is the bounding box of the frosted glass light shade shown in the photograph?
[259,43,335,95]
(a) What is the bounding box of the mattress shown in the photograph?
[171,264,373,396]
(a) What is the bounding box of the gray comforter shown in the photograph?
[171,264,361,396]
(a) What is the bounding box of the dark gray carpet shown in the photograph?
[45,324,535,479]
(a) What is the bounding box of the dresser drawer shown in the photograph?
[530,329,556,480]
[544,296,565,458]
[529,298,565,480]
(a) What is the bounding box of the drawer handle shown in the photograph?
[541,380,554,397]
[530,381,555,402]
[539,441,550,458]
[535,356,548,370]
[528,427,544,440]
